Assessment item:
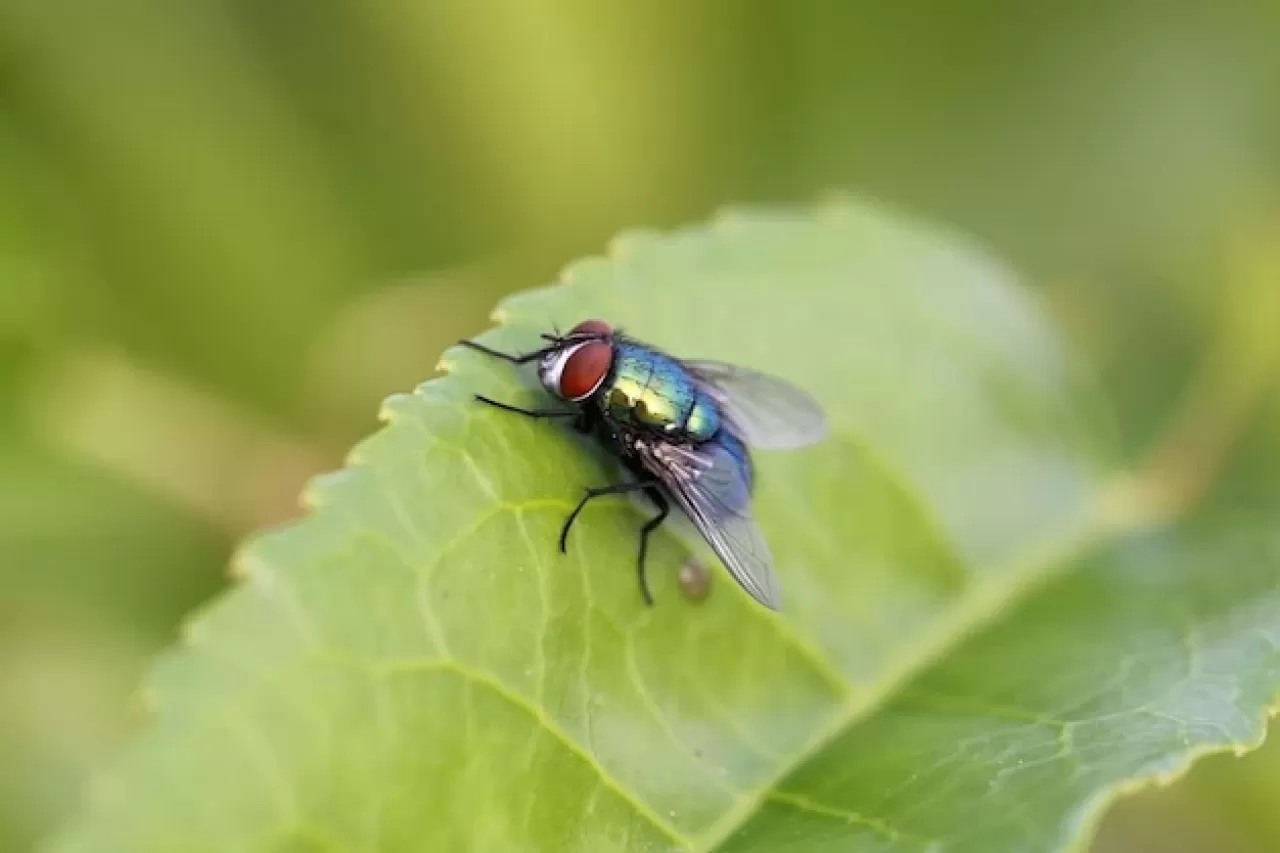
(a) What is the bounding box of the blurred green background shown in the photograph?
[2,2,1279,851]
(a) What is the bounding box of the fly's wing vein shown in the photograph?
[638,439,782,610]
[685,359,827,450]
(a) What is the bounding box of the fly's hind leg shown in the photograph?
[635,486,670,607]
[558,479,654,554]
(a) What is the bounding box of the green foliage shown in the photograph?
[48,205,1280,852]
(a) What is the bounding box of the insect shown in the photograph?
[458,319,826,610]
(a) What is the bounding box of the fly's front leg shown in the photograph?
[473,395,578,420]
[462,337,579,420]
[458,339,554,364]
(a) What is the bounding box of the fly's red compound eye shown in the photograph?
[558,341,613,400]
[569,319,613,338]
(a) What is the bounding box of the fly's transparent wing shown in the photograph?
[637,438,782,610]
[686,359,827,449]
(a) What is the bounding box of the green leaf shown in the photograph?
[49,204,1280,853]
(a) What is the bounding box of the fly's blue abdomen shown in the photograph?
[714,430,753,501]
[684,395,720,442]
[602,341,720,442]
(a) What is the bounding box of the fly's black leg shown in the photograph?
[473,395,578,420]
[559,479,655,554]
[458,339,554,364]
[635,487,669,607]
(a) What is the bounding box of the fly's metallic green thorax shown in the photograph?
[598,341,721,442]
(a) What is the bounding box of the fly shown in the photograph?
[458,319,826,610]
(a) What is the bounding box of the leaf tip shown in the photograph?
[296,469,349,512]
[606,227,662,260]
[298,484,323,513]
[228,545,270,587]
[559,253,611,286]
[177,613,207,647]
[376,395,426,445]
[227,551,252,584]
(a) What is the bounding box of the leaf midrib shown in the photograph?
[209,495,1106,853]
[391,371,1116,851]
[201,365,1114,853]
[694,514,1111,851]
[393,376,1110,851]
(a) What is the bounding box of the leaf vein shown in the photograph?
[766,790,936,849]
[376,658,692,849]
